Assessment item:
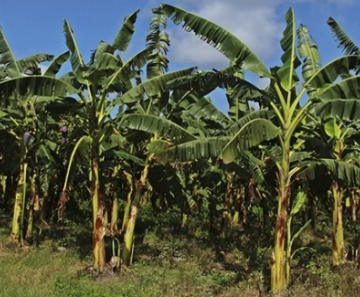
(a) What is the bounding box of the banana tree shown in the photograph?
[55,7,204,271]
[155,4,360,293]
[304,116,360,265]
[0,26,79,244]
[110,7,242,265]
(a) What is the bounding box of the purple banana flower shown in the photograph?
[59,126,68,145]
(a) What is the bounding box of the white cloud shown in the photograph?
[165,0,283,70]
[162,0,359,71]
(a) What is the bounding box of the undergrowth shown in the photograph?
[1,205,360,297]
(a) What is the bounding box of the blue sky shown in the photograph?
[0,0,359,111]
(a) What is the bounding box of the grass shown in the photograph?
[1,213,360,296]
[0,226,254,297]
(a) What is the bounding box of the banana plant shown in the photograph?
[0,26,79,245]
[311,117,360,265]
[56,6,202,271]
[154,4,360,293]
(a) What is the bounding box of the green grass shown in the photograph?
[0,229,252,297]
[1,219,360,297]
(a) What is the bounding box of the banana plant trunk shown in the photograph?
[219,173,234,246]
[4,173,16,212]
[91,156,106,271]
[26,171,39,242]
[219,210,231,246]
[121,179,145,266]
[121,149,153,266]
[11,160,28,245]
[121,172,133,232]
[181,213,188,230]
[271,148,290,293]
[332,180,345,266]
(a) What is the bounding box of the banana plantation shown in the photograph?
[1,3,360,295]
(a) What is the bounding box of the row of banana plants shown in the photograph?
[1,3,360,294]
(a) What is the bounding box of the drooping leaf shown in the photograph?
[320,158,360,186]
[38,144,55,163]
[161,3,271,78]
[0,76,80,99]
[317,76,360,100]
[45,96,82,114]
[307,55,360,91]
[107,149,145,167]
[226,109,275,136]
[226,76,264,121]
[44,51,70,77]
[292,152,313,167]
[168,65,240,101]
[183,97,229,126]
[327,17,360,56]
[147,139,171,154]
[221,118,281,164]
[312,76,360,121]
[156,136,231,163]
[114,68,195,105]
[17,54,54,74]
[121,113,196,142]
[84,50,121,80]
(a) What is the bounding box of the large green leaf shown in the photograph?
[112,9,140,52]
[85,48,122,79]
[314,75,360,101]
[320,158,360,186]
[44,51,70,77]
[17,54,54,74]
[183,97,229,126]
[108,148,145,166]
[312,99,360,121]
[307,55,359,91]
[156,136,231,163]
[103,47,150,94]
[226,76,263,121]
[291,190,307,215]
[323,118,341,138]
[160,3,271,78]
[243,150,269,187]
[63,20,85,73]
[45,96,82,114]
[327,17,360,56]
[0,76,80,99]
[168,65,240,102]
[38,144,55,163]
[146,7,170,79]
[226,109,275,136]
[220,118,281,164]
[0,27,20,77]
[276,8,300,91]
[121,113,196,142]
[114,68,195,105]
[297,24,321,88]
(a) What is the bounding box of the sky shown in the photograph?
[0,0,359,112]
